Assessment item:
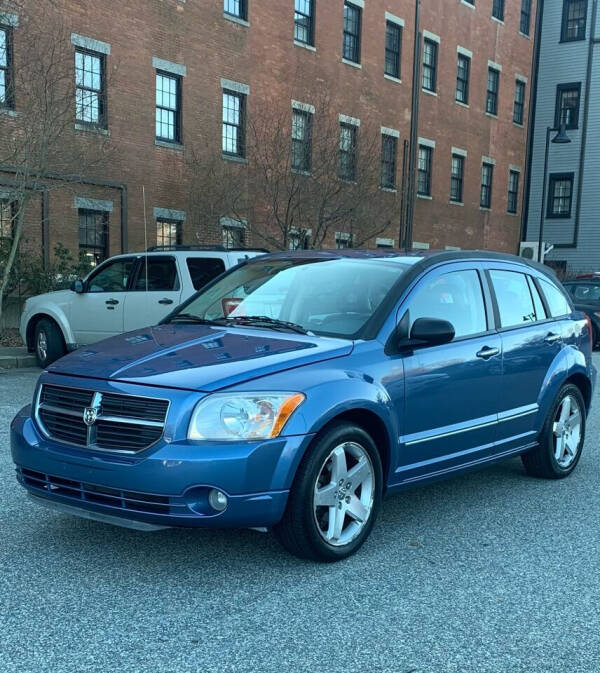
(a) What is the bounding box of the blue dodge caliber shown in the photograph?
[11,250,596,561]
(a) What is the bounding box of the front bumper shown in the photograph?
[11,406,314,529]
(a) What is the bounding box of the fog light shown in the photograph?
[208,489,228,512]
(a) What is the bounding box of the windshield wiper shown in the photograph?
[225,315,309,335]
[167,313,227,326]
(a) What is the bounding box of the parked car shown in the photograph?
[11,250,596,562]
[563,279,600,348]
[20,246,266,367]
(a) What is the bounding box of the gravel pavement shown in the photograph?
[1,359,599,673]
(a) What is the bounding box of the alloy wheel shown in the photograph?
[553,394,583,469]
[37,330,48,362]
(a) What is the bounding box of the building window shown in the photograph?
[547,173,574,218]
[289,229,310,250]
[381,134,397,189]
[291,109,312,172]
[294,0,315,46]
[0,200,14,246]
[75,49,106,128]
[385,21,401,79]
[417,145,433,196]
[0,26,13,108]
[78,210,108,267]
[561,0,587,41]
[480,162,494,208]
[339,123,357,181]
[492,0,505,21]
[156,219,182,248]
[507,170,520,214]
[155,72,181,143]
[223,225,245,248]
[343,2,361,64]
[514,80,526,125]
[555,83,581,129]
[450,154,464,203]
[335,233,353,249]
[224,0,247,20]
[486,67,500,116]
[456,54,470,104]
[422,39,438,92]
[520,0,532,35]
[222,90,245,157]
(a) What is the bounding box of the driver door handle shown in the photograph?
[158,298,174,305]
[105,298,119,306]
[476,346,500,360]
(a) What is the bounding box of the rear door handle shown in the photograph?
[158,298,174,305]
[544,332,562,344]
[476,346,500,360]
[105,299,119,306]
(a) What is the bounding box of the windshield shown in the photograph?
[168,258,412,338]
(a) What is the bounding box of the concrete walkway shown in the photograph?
[0,347,38,369]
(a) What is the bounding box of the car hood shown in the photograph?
[47,324,353,392]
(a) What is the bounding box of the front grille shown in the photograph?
[17,468,181,515]
[36,384,169,453]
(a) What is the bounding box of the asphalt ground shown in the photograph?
[1,360,599,673]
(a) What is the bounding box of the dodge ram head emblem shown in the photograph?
[83,407,98,427]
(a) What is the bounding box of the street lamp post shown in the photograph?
[537,123,571,262]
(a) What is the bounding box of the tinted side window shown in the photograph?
[87,258,135,293]
[489,270,536,327]
[571,284,600,302]
[409,269,487,338]
[134,257,179,291]
[527,276,547,320]
[539,278,571,317]
[186,257,226,290]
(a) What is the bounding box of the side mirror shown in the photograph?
[409,317,455,347]
[72,279,84,294]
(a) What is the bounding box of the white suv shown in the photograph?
[21,247,266,367]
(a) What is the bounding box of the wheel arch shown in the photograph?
[565,372,593,412]
[26,313,68,352]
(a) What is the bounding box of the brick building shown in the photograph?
[0,0,537,265]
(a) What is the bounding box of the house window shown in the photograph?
[224,0,247,20]
[223,225,245,248]
[486,67,500,116]
[561,0,587,41]
[422,39,438,92]
[155,71,181,143]
[381,134,397,189]
[222,90,245,157]
[0,26,13,108]
[289,229,310,250]
[514,80,526,125]
[78,210,108,267]
[339,123,357,181]
[492,0,505,21]
[156,219,182,248]
[417,145,433,196]
[0,200,14,245]
[294,0,314,46]
[343,2,361,64]
[547,173,574,218]
[520,0,532,35]
[480,162,494,208]
[456,54,470,104]
[291,109,312,172]
[335,233,353,249]
[75,49,106,128]
[450,154,464,203]
[385,21,401,79]
[555,83,581,129]
[507,170,520,214]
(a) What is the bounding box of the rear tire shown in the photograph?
[273,422,383,562]
[522,383,586,479]
[34,318,66,368]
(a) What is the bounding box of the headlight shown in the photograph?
[188,392,305,441]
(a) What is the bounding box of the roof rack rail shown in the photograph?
[228,247,270,253]
[146,245,269,253]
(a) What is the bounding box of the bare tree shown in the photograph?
[0,0,112,323]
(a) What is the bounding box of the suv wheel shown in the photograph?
[522,383,586,479]
[274,422,383,562]
[34,318,66,368]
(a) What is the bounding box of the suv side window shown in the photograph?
[539,278,571,317]
[527,276,547,320]
[409,269,487,339]
[186,257,226,290]
[570,283,600,302]
[134,256,179,291]
[489,270,537,327]
[87,258,136,293]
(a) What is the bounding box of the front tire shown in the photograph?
[34,318,66,368]
[522,383,586,479]
[273,422,383,562]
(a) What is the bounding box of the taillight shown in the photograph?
[585,314,593,351]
